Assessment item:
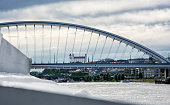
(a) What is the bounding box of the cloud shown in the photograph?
[1,0,170,25]
[0,0,67,11]
[95,24,170,52]
[0,0,170,57]
[49,0,170,17]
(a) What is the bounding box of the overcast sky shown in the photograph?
[0,0,170,57]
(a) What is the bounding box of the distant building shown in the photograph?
[69,54,87,63]
[123,69,131,74]
[128,58,149,63]
[144,69,161,78]
[89,69,101,76]
[129,68,143,75]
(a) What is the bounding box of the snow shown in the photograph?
[0,72,73,94]
[0,72,97,99]
[0,72,121,103]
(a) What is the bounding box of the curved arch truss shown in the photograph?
[0,21,169,64]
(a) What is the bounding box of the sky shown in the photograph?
[0,0,170,58]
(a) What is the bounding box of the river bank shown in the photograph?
[66,79,156,83]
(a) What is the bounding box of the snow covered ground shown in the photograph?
[0,72,77,95]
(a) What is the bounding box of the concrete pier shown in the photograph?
[0,33,30,74]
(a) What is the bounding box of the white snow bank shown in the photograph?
[0,72,97,98]
[0,72,76,95]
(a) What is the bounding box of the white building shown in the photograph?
[144,69,161,78]
[69,54,87,63]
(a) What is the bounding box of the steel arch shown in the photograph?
[0,21,169,63]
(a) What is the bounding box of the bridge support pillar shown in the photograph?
[0,33,30,74]
[165,68,170,78]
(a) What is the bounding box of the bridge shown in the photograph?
[32,63,170,69]
[0,21,170,77]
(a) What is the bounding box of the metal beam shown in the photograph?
[0,21,169,63]
[31,63,170,69]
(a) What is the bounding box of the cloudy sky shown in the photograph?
[0,0,170,57]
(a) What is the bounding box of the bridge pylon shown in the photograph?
[165,68,170,78]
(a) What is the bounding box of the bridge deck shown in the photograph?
[31,63,170,69]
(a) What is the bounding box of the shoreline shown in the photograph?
[57,79,156,83]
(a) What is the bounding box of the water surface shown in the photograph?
[58,82,170,105]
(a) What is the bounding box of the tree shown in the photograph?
[117,74,121,80]
[114,74,118,81]
[121,74,125,80]
[107,73,112,81]
[139,72,143,79]
[103,74,107,80]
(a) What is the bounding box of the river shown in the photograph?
[58,82,170,105]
